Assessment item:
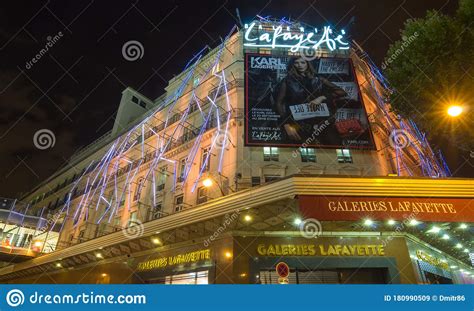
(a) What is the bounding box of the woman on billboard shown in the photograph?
[275,56,347,144]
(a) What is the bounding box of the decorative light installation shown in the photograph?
[49,26,238,234]
[351,42,450,178]
[243,21,349,52]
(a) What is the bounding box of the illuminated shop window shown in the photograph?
[201,147,211,172]
[263,147,279,161]
[196,187,208,204]
[300,148,316,162]
[164,271,209,285]
[336,149,353,163]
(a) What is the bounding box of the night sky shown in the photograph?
[0,0,469,199]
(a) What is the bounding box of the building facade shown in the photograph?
[0,19,472,284]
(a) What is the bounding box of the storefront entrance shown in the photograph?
[259,268,388,284]
[146,270,209,284]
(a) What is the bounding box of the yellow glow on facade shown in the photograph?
[203,178,213,188]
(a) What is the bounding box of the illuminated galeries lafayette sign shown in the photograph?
[243,22,350,52]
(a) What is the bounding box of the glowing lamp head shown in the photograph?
[409,219,420,226]
[33,241,43,248]
[363,219,374,226]
[224,251,232,259]
[244,215,252,222]
[203,178,213,188]
[447,105,463,117]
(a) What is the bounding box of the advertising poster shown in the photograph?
[245,53,375,149]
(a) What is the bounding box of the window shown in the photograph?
[263,147,279,161]
[264,175,281,183]
[128,211,138,227]
[139,100,146,109]
[182,127,192,142]
[300,148,316,162]
[251,176,261,187]
[164,271,209,284]
[114,217,121,227]
[151,202,163,220]
[179,158,187,181]
[193,77,200,87]
[133,177,145,202]
[158,166,167,190]
[336,149,353,163]
[78,230,85,242]
[197,187,208,204]
[201,147,210,172]
[131,96,139,104]
[174,195,184,213]
[113,217,121,231]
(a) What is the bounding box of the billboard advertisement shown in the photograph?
[244,53,375,149]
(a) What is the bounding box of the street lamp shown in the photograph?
[202,178,213,188]
[447,105,463,117]
[202,175,234,196]
[203,176,225,196]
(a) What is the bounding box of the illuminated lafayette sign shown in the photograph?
[415,250,449,270]
[137,249,211,271]
[257,244,385,257]
[299,196,474,223]
[244,22,349,52]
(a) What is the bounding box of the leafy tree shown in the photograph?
[383,0,474,151]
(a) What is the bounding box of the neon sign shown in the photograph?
[244,22,349,52]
